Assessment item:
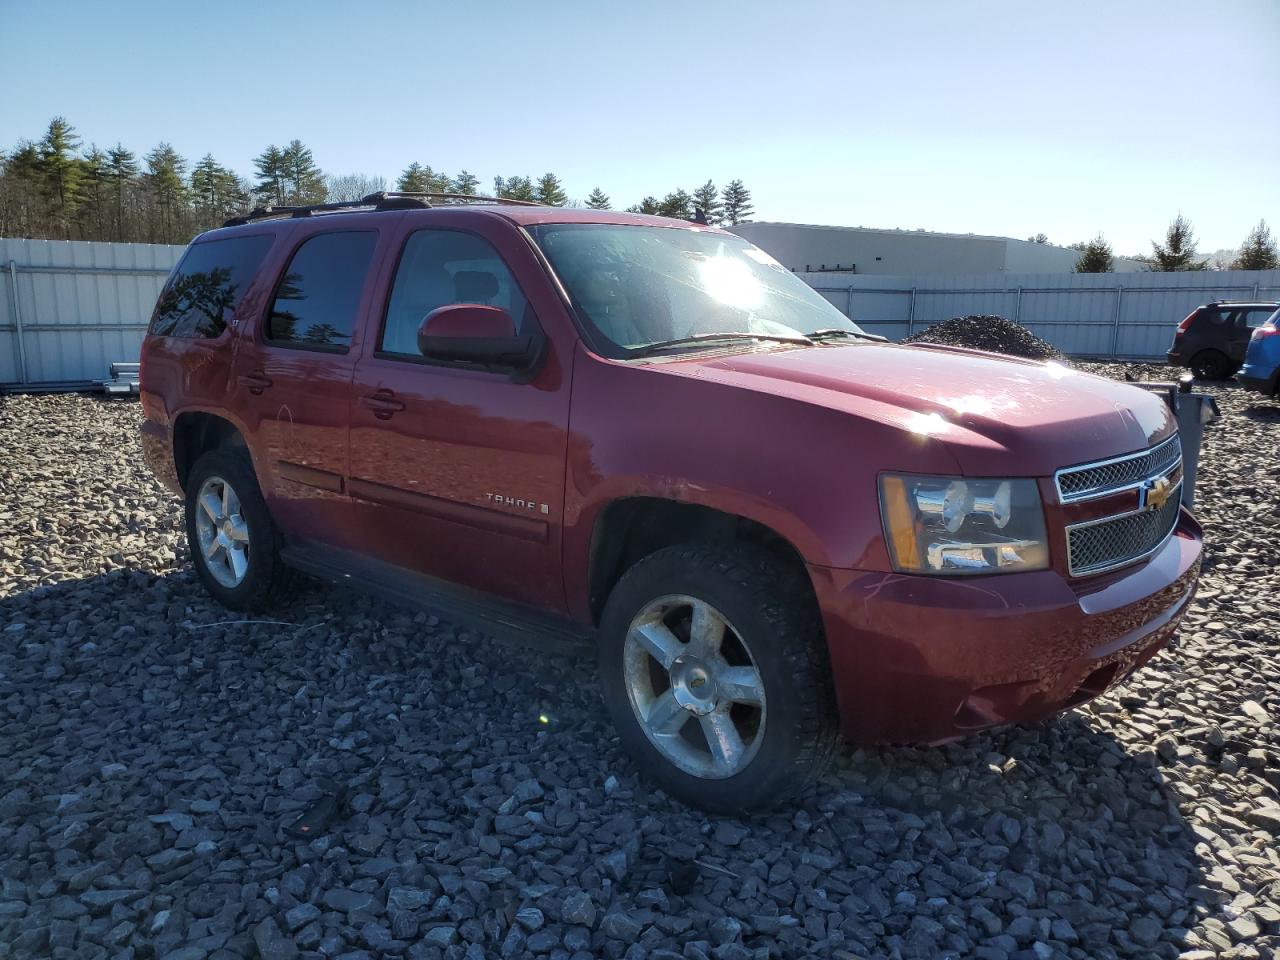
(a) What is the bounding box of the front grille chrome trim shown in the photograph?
[1055,434,1182,504]
[1064,480,1183,577]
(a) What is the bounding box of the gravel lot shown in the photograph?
[1,366,1278,960]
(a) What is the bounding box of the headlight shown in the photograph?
[878,474,1049,575]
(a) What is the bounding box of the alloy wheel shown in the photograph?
[193,475,250,588]
[622,594,767,779]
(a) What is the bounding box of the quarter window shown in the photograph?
[149,235,273,338]
[381,230,531,356]
[267,231,377,349]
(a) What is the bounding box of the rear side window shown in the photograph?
[380,229,531,356]
[1245,307,1278,328]
[149,235,273,338]
[267,231,378,350]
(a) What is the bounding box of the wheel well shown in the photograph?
[587,497,813,623]
[172,413,246,490]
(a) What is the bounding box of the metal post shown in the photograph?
[1110,286,1124,357]
[1254,281,1260,299]
[846,285,854,318]
[6,260,28,385]
[1014,286,1023,323]
[907,288,917,336]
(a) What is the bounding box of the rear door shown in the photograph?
[1235,306,1279,361]
[232,222,391,551]
[346,215,572,611]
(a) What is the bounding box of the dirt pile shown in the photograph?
[904,314,1064,361]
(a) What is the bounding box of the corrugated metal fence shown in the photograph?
[1,238,184,387]
[802,268,1280,358]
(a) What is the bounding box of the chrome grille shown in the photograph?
[1067,488,1181,576]
[1056,434,1182,503]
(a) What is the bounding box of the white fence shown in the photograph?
[802,269,1280,358]
[1,238,184,387]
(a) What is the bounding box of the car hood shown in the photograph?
[654,341,1177,476]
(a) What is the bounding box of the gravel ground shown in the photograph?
[1,367,1278,960]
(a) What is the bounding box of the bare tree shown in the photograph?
[324,172,388,203]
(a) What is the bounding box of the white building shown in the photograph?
[725,221,1147,275]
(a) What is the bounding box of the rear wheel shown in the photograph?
[598,542,837,812]
[184,448,290,611]
[1189,349,1233,381]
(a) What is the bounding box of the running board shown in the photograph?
[280,543,594,655]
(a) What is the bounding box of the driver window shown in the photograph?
[380,229,531,356]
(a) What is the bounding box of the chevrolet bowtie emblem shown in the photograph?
[1142,475,1174,511]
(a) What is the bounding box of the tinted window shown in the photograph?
[149,235,272,338]
[267,231,377,349]
[1245,307,1279,328]
[381,230,531,356]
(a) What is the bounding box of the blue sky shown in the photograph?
[2,0,1277,255]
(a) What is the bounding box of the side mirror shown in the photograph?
[417,304,535,367]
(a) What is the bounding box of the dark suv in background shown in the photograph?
[1167,300,1279,380]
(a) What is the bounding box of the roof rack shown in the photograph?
[222,191,545,227]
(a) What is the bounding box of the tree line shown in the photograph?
[1028,214,1278,273]
[0,117,756,246]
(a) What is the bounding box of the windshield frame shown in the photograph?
[522,221,864,361]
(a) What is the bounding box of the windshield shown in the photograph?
[528,223,863,355]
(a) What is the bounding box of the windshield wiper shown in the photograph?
[805,328,888,343]
[629,332,813,358]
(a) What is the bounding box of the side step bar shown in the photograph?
[280,543,594,656]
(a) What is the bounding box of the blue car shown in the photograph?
[1239,306,1280,397]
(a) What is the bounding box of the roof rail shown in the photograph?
[379,191,546,208]
[222,191,544,227]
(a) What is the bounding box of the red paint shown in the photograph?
[140,206,1203,745]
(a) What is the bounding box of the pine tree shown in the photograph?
[105,144,139,241]
[657,189,693,220]
[720,180,753,225]
[76,145,110,239]
[496,176,536,202]
[191,154,247,225]
[535,172,567,206]
[585,187,611,210]
[280,140,325,205]
[624,196,661,215]
[1027,233,1049,244]
[1073,234,1114,273]
[1151,214,1208,271]
[451,170,480,195]
[1230,220,1279,271]
[397,162,448,193]
[253,145,287,206]
[692,180,722,224]
[37,117,84,236]
[143,143,189,243]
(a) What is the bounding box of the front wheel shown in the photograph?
[598,543,837,813]
[184,448,290,611]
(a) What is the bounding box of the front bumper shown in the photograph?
[809,509,1202,744]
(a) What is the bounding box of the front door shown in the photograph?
[347,222,571,611]
[233,225,386,551]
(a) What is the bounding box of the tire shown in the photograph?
[184,448,290,611]
[1189,350,1232,381]
[598,542,838,813]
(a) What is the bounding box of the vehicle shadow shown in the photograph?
[0,567,1212,960]
[1242,402,1280,422]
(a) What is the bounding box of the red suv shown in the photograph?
[140,194,1203,811]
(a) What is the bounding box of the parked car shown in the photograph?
[140,195,1204,812]
[1167,300,1279,380]
[1238,307,1280,397]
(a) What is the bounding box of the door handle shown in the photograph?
[237,372,273,394]
[359,391,406,419]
